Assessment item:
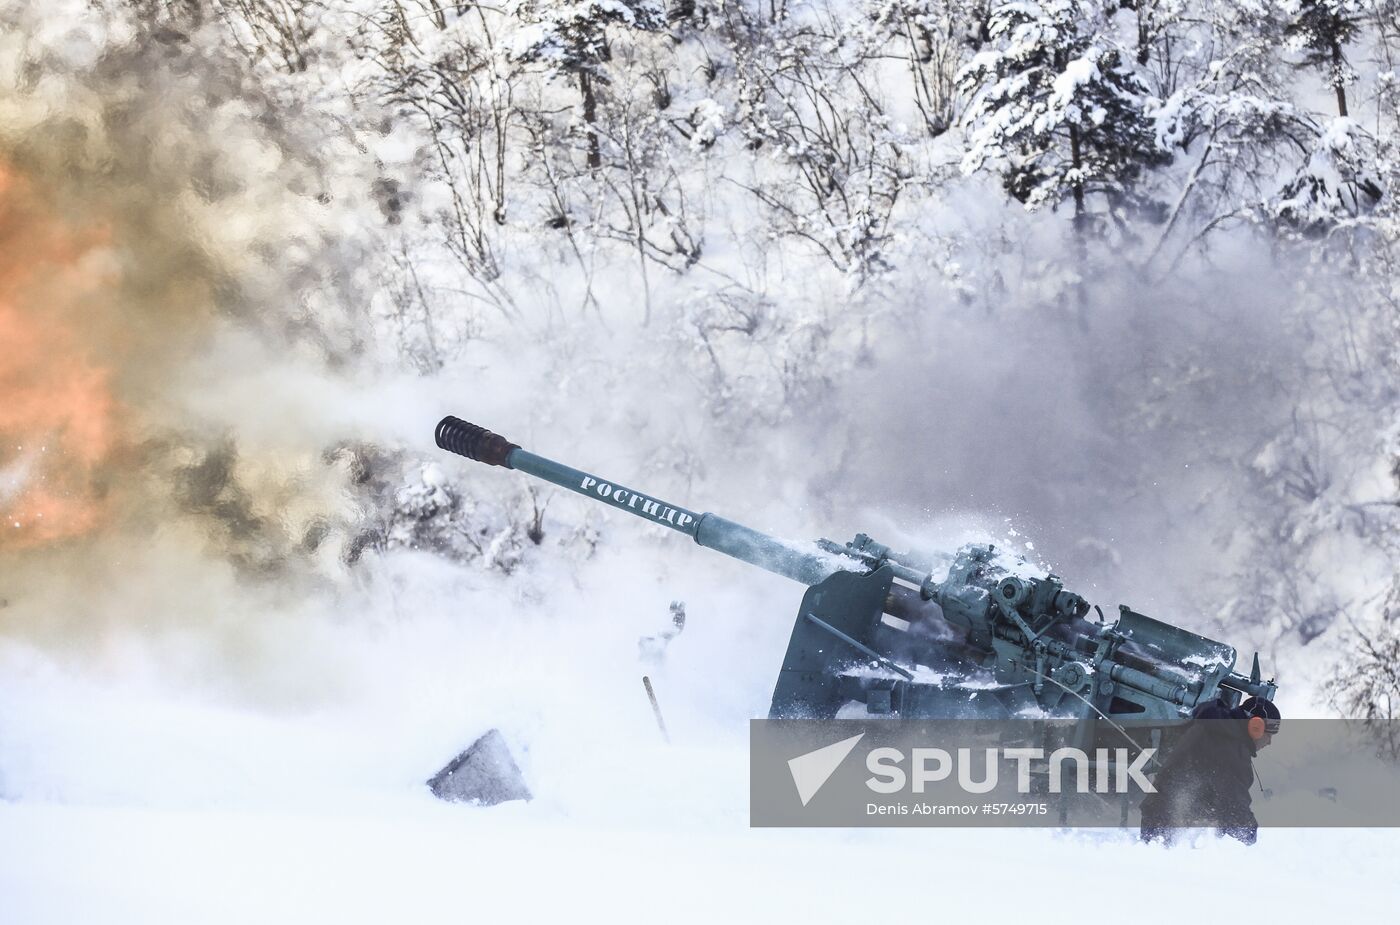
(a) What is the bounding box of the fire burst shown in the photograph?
[0,162,120,550]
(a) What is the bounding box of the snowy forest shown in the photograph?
[5,0,1400,855]
[80,0,1400,713]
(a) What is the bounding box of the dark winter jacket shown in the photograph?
[1139,699,1259,845]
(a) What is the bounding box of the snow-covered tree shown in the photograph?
[1274,117,1384,234]
[1145,43,1309,260]
[958,0,1170,234]
[1328,612,1400,748]
[863,0,989,137]
[1281,0,1366,116]
[511,0,666,169]
[719,3,913,281]
[1117,0,1194,69]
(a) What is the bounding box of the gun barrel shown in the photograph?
[436,416,840,585]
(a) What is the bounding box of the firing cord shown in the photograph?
[1026,666,1141,752]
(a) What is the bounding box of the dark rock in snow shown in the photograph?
[427,728,531,806]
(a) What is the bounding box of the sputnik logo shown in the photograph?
[787,733,865,806]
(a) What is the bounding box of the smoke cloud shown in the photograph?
[0,2,378,578]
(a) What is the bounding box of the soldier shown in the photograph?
[1139,696,1281,845]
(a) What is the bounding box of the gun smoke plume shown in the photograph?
[0,5,390,657]
[0,7,372,548]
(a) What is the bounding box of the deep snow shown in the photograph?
[2,547,1393,923]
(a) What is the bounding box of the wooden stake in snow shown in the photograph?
[642,675,670,744]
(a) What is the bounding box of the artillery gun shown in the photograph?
[434,416,1277,737]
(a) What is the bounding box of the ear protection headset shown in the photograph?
[1248,715,1267,740]
[1242,697,1280,740]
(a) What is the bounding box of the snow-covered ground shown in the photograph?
[5,786,1396,922]
[2,548,1394,923]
